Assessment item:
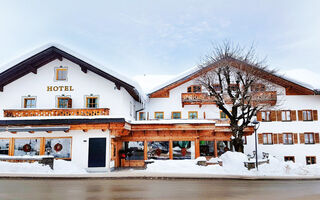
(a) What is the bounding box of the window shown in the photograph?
[212,84,222,92]
[283,133,293,144]
[171,112,181,119]
[23,97,36,108]
[0,139,9,155]
[261,111,271,122]
[251,84,266,92]
[229,84,239,91]
[57,97,72,108]
[45,138,72,159]
[139,112,146,120]
[188,111,198,119]
[14,138,40,156]
[122,141,144,160]
[302,110,312,121]
[55,67,68,81]
[187,85,201,93]
[304,133,315,144]
[154,112,164,119]
[306,156,316,165]
[281,110,291,121]
[263,133,273,144]
[220,111,228,119]
[86,97,98,108]
[284,156,295,162]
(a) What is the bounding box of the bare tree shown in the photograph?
[197,41,277,152]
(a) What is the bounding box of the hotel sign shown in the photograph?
[47,86,74,92]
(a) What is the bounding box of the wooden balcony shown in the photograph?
[181,93,216,107]
[3,108,110,118]
[251,91,277,106]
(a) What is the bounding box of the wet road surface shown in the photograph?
[0,178,319,200]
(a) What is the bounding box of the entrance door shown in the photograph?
[88,138,106,167]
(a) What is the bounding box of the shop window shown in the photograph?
[55,67,68,81]
[86,96,98,108]
[0,139,9,155]
[302,110,313,121]
[44,138,72,159]
[57,97,72,108]
[173,141,193,159]
[304,133,315,144]
[154,112,164,119]
[217,141,231,156]
[283,133,293,145]
[14,138,40,156]
[281,110,291,121]
[187,85,201,93]
[23,97,36,108]
[122,141,144,160]
[263,133,273,144]
[139,112,146,120]
[147,141,169,160]
[188,111,198,119]
[284,156,295,162]
[306,156,316,165]
[200,141,215,156]
[261,111,271,122]
[172,112,181,119]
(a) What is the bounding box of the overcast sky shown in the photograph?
[1,0,320,90]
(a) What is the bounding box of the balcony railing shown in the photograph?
[4,108,110,118]
[181,93,216,107]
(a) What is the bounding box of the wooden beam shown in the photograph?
[30,66,37,74]
[81,66,87,73]
[10,131,17,134]
[115,83,121,90]
[195,138,200,158]
[28,131,35,134]
[46,131,52,133]
[169,140,173,160]
[9,138,14,156]
[101,129,106,132]
[0,85,3,92]
[56,54,63,61]
[64,130,69,133]
[214,140,218,158]
[144,140,148,160]
[83,129,88,132]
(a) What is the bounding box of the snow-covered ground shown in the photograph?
[145,152,320,177]
[0,160,87,174]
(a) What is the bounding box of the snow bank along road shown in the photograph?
[1,152,320,179]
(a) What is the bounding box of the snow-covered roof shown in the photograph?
[0,43,146,101]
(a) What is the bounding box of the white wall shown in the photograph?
[0,58,140,120]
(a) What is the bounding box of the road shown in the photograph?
[0,178,319,200]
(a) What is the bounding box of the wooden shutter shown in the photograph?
[299,133,305,144]
[298,110,303,121]
[313,110,318,121]
[273,134,278,144]
[67,98,72,108]
[293,133,298,144]
[270,111,276,121]
[278,133,283,144]
[258,134,263,144]
[276,111,282,121]
[315,133,320,144]
[291,110,297,121]
[256,111,262,121]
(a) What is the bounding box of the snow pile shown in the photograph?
[145,151,320,177]
[0,160,87,174]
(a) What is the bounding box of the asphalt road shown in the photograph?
[0,178,319,200]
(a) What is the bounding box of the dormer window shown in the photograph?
[55,67,68,81]
[187,85,201,93]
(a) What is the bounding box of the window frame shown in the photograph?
[306,156,316,165]
[263,133,273,145]
[154,112,164,120]
[171,111,182,119]
[283,133,293,145]
[220,111,228,119]
[302,110,313,121]
[139,112,146,120]
[251,83,266,92]
[188,111,198,119]
[55,67,68,81]
[57,96,72,108]
[281,110,291,121]
[22,96,37,108]
[187,85,202,93]
[261,111,271,122]
[284,156,295,163]
[304,133,315,144]
[85,96,99,108]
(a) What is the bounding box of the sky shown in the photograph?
[0,0,320,91]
